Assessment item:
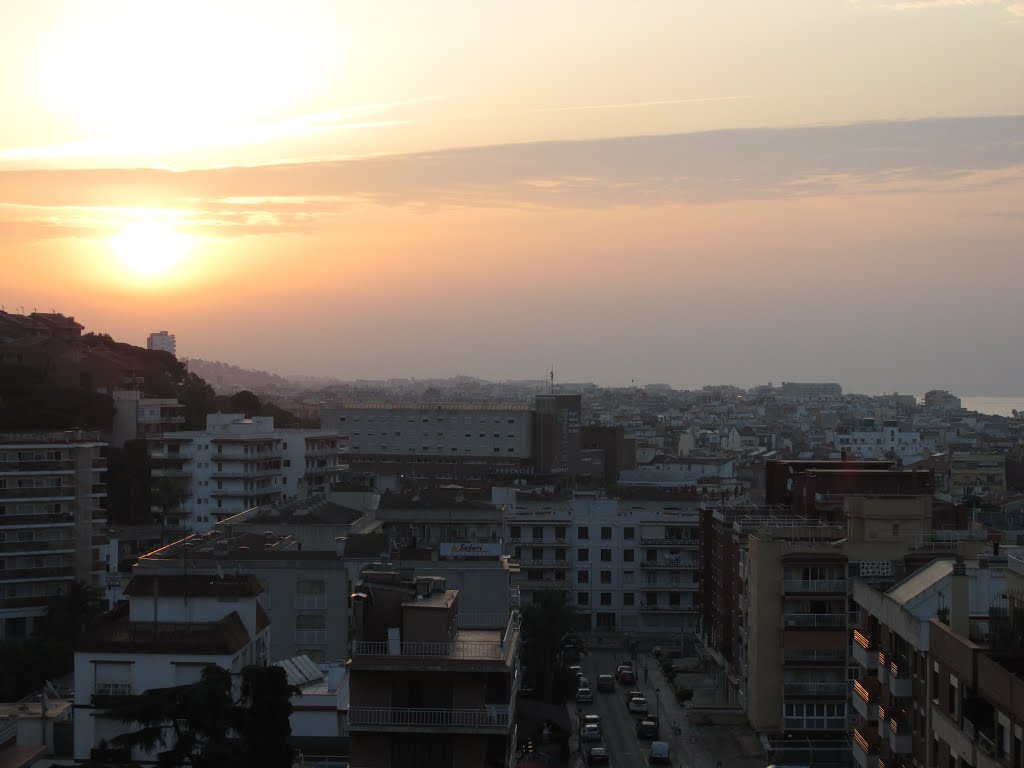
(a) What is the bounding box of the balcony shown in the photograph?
[211,467,281,479]
[783,579,846,594]
[642,581,700,591]
[0,459,74,473]
[92,682,132,701]
[294,594,327,610]
[0,487,76,500]
[348,705,511,733]
[852,630,877,670]
[639,603,698,613]
[640,558,699,569]
[889,717,913,754]
[783,649,846,665]
[877,651,889,684]
[354,615,519,663]
[783,682,847,698]
[783,613,845,628]
[640,538,699,547]
[517,579,569,590]
[783,715,848,731]
[852,726,880,768]
[0,539,75,554]
[0,566,74,583]
[888,657,912,698]
[294,630,327,645]
[853,677,880,721]
[0,513,74,527]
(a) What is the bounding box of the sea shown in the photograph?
[960,396,1024,418]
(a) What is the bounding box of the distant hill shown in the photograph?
[184,358,318,394]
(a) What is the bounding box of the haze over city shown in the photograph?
[3,1,1023,395]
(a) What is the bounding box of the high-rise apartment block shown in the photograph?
[147,414,342,531]
[321,393,583,483]
[347,565,520,768]
[0,432,109,640]
[146,330,176,356]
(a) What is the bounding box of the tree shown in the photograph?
[36,580,105,646]
[106,439,153,525]
[521,590,583,704]
[152,477,189,528]
[228,390,261,417]
[101,665,298,768]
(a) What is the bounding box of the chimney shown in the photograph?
[950,557,969,638]
[335,537,348,558]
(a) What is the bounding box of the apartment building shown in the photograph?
[831,420,928,462]
[0,432,109,640]
[851,555,1007,768]
[950,453,1008,501]
[321,394,583,482]
[135,528,356,664]
[508,492,700,638]
[147,414,342,531]
[110,391,184,447]
[347,567,520,768]
[73,573,270,762]
[145,331,176,356]
[715,493,990,754]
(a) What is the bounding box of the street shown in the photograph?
[574,649,764,768]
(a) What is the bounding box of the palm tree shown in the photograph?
[36,579,105,646]
[521,590,583,703]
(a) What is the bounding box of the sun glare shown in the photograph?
[111,221,191,277]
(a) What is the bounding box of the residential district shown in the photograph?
[1,311,1023,768]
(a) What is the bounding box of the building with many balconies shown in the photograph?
[347,566,520,768]
[72,573,270,763]
[0,431,109,640]
[147,414,342,531]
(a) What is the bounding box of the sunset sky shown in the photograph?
[3,1,1023,395]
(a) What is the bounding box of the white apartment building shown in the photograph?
[73,573,270,763]
[110,391,185,447]
[831,419,929,462]
[148,414,342,532]
[506,492,700,638]
[0,432,109,640]
[146,331,176,355]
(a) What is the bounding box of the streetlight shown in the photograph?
[655,687,661,721]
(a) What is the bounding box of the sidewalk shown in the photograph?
[638,655,764,768]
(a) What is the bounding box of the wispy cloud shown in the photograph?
[0,98,434,163]
[1,115,1022,240]
[852,0,1017,12]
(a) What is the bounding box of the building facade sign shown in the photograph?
[440,542,503,557]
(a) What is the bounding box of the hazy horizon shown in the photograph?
[3,2,1023,396]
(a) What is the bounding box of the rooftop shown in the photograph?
[77,605,253,655]
[220,496,365,526]
[329,401,532,412]
[123,573,264,598]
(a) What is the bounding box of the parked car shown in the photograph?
[596,674,615,692]
[578,676,591,690]
[637,719,659,739]
[576,687,594,705]
[586,746,610,765]
[627,696,648,715]
[649,741,671,765]
[581,723,601,743]
[569,665,583,678]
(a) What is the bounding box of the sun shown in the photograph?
[111,221,191,276]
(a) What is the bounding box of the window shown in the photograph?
[578,526,589,539]
[600,571,612,584]
[600,549,612,562]
[623,571,634,584]
[578,592,589,606]
[555,526,566,539]
[624,549,634,562]
[623,526,635,540]
[600,593,612,606]
[578,570,589,584]
[510,526,521,538]
[578,548,589,561]
[532,548,543,561]
[532,526,543,539]
[555,548,566,561]
[623,592,635,606]
[601,526,612,540]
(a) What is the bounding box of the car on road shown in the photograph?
[586,745,610,765]
[627,696,648,715]
[615,666,636,685]
[581,723,601,743]
[582,714,602,732]
[636,718,659,739]
[569,665,583,678]
[578,676,591,690]
[596,674,615,692]
[576,687,593,704]
[624,689,643,703]
[649,740,671,765]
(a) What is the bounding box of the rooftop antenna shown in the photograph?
[550,366,554,394]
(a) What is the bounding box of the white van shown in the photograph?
[649,741,670,765]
